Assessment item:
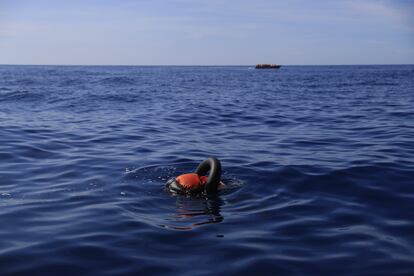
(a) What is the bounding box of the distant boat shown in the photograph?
[255,64,281,69]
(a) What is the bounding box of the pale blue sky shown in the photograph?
[0,0,413,65]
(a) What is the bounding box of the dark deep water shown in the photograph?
[0,65,413,275]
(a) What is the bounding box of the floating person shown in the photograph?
[166,157,225,194]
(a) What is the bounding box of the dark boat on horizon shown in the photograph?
[255,64,281,69]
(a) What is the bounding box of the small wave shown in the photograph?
[0,90,44,102]
[59,78,84,86]
[16,78,39,86]
[357,81,397,86]
[95,76,136,85]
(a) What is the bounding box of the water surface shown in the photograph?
[0,65,413,275]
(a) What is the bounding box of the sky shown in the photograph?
[0,0,413,65]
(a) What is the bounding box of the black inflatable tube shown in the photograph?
[195,157,221,193]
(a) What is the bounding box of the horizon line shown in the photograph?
[0,63,413,67]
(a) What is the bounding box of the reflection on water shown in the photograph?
[163,195,224,230]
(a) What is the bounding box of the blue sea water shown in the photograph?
[0,65,413,275]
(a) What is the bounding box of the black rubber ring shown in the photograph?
[195,157,221,193]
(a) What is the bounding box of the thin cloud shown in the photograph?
[345,0,414,30]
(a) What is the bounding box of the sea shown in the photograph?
[0,65,413,275]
